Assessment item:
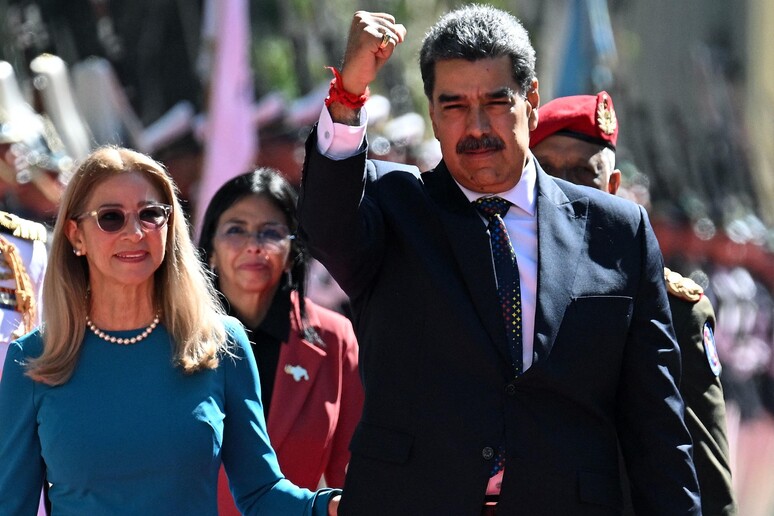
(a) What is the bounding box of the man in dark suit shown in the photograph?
[298,6,700,515]
[530,91,736,515]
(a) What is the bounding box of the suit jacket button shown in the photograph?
[505,383,516,395]
[482,447,494,460]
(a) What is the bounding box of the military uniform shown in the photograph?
[664,268,736,515]
[529,92,737,514]
[0,210,48,379]
[619,269,736,515]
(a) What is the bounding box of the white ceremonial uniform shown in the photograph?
[0,211,47,378]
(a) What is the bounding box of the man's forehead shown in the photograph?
[432,57,518,97]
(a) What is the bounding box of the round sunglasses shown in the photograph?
[75,204,172,233]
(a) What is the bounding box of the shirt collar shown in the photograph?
[454,153,537,216]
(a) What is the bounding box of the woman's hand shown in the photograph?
[328,494,341,516]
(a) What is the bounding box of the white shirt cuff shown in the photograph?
[316,105,368,160]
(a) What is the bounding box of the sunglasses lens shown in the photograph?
[90,205,169,232]
[138,206,169,229]
[96,209,127,232]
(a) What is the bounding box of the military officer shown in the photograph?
[0,56,54,516]
[0,60,51,374]
[530,91,736,516]
[0,210,47,379]
[0,208,49,516]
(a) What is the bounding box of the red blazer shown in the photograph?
[218,293,363,514]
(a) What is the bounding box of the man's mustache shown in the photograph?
[456,135,505,153]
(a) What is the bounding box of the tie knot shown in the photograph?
[473,196,511,220]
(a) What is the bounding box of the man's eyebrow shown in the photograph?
[486,87,517,99]
[437,93,463,103]
[437,87,517,104]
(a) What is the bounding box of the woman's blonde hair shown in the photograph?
[27,146,227,385]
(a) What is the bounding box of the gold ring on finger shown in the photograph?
[379,32,391,49]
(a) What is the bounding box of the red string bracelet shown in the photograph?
[324,67,370,109]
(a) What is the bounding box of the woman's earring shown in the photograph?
[73,248,82,256]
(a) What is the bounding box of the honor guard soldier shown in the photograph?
[0,60,51,371]
[530,91,736,515]
[0,210,47,379]
[0,59,70,222]
[0,57,54,516]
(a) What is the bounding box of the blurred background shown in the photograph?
[1,0,772,513]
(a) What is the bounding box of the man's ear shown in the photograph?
[526,79,540,131]
[608,169,621,195]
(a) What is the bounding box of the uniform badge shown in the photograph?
[596,93,617,135]
[284,364,309,382]
[703,323,722,377]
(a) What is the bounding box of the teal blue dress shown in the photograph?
[0,316,337,515]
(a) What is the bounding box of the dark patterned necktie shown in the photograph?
[473,196,524,377]
[474,196,523,478]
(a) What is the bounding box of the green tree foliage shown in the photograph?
[248,0,522,106]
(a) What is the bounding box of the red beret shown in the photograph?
[530,91,618,150]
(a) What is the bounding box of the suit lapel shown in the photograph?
[534,168,589,364]
[424,162,511,364]
[267,296,327,450]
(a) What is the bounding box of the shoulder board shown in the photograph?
[664,267,703,302]
[0,211,48,243]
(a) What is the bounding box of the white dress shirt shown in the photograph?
[316,106,538,372]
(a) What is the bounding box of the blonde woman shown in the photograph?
[0,147,340,515]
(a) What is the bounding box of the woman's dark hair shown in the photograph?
[198,167,320,343]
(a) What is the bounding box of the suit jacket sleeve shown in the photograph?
[298,128,384,300]
[323,312,364,487]
[616,207,701,514]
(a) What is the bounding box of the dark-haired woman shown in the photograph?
[198,168,363,514]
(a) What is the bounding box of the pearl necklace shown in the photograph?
[86,312,161,345]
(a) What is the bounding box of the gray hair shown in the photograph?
[419,4,537,99]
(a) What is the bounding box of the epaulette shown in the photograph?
[0,211,48,243]
[664,267,703,302]
[0,234,37,337]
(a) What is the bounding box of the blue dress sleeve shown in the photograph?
[220,318,338,516]
[0,337,46,514]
